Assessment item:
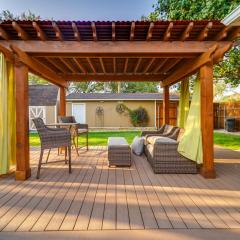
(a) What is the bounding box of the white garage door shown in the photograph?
[72,103,86,123]
[29,106,46,130]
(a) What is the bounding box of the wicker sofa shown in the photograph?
[142,125,197,174]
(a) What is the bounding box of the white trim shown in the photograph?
[222,5,240,26]
[72,103,86,123]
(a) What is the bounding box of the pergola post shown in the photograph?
[15,61,31,180]
[59,86,66,116]
[163,86,170,124]
[200,61,216,178]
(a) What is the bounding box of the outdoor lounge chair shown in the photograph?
[32,117,72,179]
[58,116,89,155]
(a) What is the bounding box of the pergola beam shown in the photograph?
[113,57,116,73]
[0,44,13,61]
[161,45,218,87]
[91,22,97,41]
[12,21,29,40]
[214,26,230,41]
[59,58,76,73]
[197,22,213,41]
[130,22,135,40]
[72,22,81,41]
[44,57,65,73]
[227,27,240,41]
[154,59,168,74]
[87,57,97,73]
[112,22,116,41]
[52,22,63,41]
[62,73,164,82]
[146,22,154,41]
[32,22,47,41]
[73,58,87,74]
[134,58,142,73]
[163,58,182,74]
[0,41,228,55]
[99,58,106,73]
[180,22,194,41]
[164,22,173,41]
[10,44,67,87]
[143,58,155,73]
[0,26,10,40]
[124,58,128,73]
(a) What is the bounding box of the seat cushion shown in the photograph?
[131,136,144,156]
[147,136,177,145]
[108,137,129,149]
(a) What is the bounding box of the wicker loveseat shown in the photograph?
[142,126,197,174]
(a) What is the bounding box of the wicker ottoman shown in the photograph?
[108,137,131,167]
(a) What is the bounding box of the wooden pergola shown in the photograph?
[0,20,239,180]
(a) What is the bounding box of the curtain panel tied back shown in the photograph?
[0,52,16,175]
[178,77,203,164]
[177,79,190,128]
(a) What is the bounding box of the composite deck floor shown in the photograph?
[0,146,240,232]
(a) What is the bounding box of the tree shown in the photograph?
[28,73,48,85]
[147,0,240,88]
[0,10,40,21]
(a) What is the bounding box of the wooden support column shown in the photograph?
[200,61,216,178]
[59,86,66,116]
[163,86,170,124]
[15,61,31,180]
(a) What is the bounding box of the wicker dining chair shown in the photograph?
[58,116,89,156]
[32,118,72,179]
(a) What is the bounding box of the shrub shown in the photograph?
[129,107,149,127]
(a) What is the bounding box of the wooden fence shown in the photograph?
[156,101,178,128]
[214,102,240,131]
[155,101,240,131]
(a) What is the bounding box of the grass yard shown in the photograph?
[29,131,240,150]
[29,131,141,147]
[214,132,240,150]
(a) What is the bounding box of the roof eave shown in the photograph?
[222,5,240,26]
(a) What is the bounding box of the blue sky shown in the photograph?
[0,0,157,21]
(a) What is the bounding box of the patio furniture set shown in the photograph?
[33,117,197,179]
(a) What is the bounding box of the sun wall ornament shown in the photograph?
[115,103,127,114]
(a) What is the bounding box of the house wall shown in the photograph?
[66,100,156,128]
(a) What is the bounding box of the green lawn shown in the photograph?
[214,132,240,150]
[29,131,240,150]
[29,131,141,147]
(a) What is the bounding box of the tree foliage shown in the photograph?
[148,0,240,88]
[0,10,40,21]
[70,81,159,93]
[148,0,240,20]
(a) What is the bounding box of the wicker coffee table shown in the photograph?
[108,137,131,167]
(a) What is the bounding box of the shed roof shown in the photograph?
[29,85,59,106]
[66,92,179,101]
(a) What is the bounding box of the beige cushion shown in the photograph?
[177,128,185,142]
[147,136,176,145]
